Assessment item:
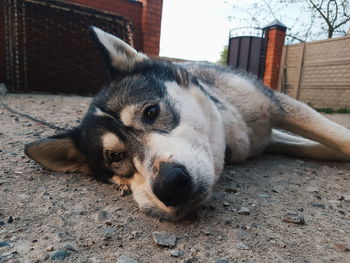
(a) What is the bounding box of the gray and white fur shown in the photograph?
[25,27,350,220]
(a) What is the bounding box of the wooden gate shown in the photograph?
[3,0,134,95]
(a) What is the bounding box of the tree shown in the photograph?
[217,45,228,65]
[307,0,350,38]
[226,0,350,43]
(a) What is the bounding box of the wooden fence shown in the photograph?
[278,35,350,109]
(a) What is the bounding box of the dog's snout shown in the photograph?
[153,162,192,207]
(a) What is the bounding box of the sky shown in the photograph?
[159,0,346,62]
[160,0,233,62]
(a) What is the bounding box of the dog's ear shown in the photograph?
[89,26,148,75]
[24,129,91,174]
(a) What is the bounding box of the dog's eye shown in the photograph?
[108,151,125,163]
[143,104,160,124]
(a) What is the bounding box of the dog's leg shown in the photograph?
[272,93,350,157]
[266,129,350,161]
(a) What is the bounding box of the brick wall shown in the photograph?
[0,3,5,85]
[0,0,163,86]
[279,36,350,109]
[263,26,286,90]
[142,0,163,57]
[68,0,163,56]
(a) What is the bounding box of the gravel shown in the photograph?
[152,232,177,247]
[50,250,71,261]
[237,207,251,215]
[1,95,350,263]
[282,213,306,225]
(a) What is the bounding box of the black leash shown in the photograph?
[0,101,66,132]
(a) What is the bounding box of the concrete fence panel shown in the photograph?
[278,36,350,109]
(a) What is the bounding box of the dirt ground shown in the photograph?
[1,94,350,263]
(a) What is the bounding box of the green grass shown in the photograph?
[315,108,350,114]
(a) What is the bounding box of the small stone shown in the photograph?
[152,231,177,247]
[258,194,270,198]
[50,250,71,260]
[63,244,78,253]
[224,187,237,193]
[0,241,11,247]
[236,229,252,240]
[46,245,54,252]
[215,259,231,263]
[237,207,251,215]
[314,194,322,200]
[41,252,50,261]
[7,216,13,224]
[117,255,139,263]
[306,186,319,193]
[183,256,199,263]
[95,211,108,222]
[236,242,250,250]
[270,239,286,248]
[312,203,326,209]
[334,243,350,252]
[0,221,5,226]
[170,249,183,257]
[282,213,305,225]
[0,253,14,261]
[344,195,350,202]
[223,202,229,207]
[272,188,284,193]
[201,229,212,236]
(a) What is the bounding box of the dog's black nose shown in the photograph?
[152,162,192,207]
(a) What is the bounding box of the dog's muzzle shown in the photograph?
[152,162,193,207]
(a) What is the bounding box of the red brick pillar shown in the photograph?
[0,2,6,84]
[263,20,287,90]
[141,0,163,57]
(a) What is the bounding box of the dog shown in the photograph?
[25,27,350,220]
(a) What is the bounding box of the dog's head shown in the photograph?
[25,27,226,219]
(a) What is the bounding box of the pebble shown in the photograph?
[312,203,326,209]
[235,242,250,250]
[334,243,350,252]
[0,241,11,247]
[95,211,108,223]
[237,207,251,215]
[0,221,4,226]
[258,194,270,198]
[7,216,13,224]
[223,202,229,207]
[170,249,184,257]
[152,231,177,247]
[0,253,14,261]
[306,186,319,193]
[236,229,252,240]
[282,213,305,225]
[272,188,284,193]
[224,187,238,193]
[270,239,286,248]
[117,255,139,263]
[344,195,350,202]
[46,245,54,252]
[215,259,231,263]
[63,244,78,253]
[50,250,71,260]
[183,256,199,263]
